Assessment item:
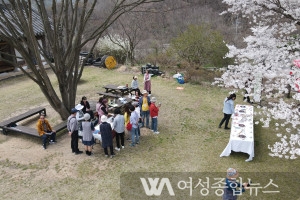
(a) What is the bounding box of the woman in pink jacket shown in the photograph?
[96,97,108,124]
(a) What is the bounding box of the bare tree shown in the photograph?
[107,11,151,66]
[0,0,163,120]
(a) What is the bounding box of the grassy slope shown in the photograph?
[0,66,299,199]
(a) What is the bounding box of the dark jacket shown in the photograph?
[100,122,113,148]
[80,100,91,114]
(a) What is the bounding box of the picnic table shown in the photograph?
[108,97,132,109]
[103,84,131,97]
[220,104,254,162]
[97,92,121,99]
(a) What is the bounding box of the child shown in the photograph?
[149,97,161,134]
[81,113,95,156]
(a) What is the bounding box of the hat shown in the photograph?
[134,76,138,79]
[75,104,84,110]
[84,113,90,121]
[141,90,148,94]
[227,168,239,179]
[150,97,157,103]
[101,115,107,123]
[71,108,78,114]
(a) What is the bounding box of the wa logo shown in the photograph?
[140,178,175,196]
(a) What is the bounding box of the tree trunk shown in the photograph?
[0,0,164,120]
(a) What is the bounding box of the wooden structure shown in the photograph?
[103,84,131,97]
[0,4,47,73]
[97,92,121,98]
[0,107,67,137]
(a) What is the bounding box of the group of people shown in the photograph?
[36,71,160,158]
[64,89,161,157]
[36,74,250,199]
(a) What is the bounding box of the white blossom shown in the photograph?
[219,0,300,159]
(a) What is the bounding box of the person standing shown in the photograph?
[36,114,56,150]
[96,97,108,123]
[124,104,131,141]
[149,97,161,134]
[133,101,141,136]
[113,108,125,151]
[219,93,236,130]
[223,168,249,200]
[67,108,83,155]
[100,115,115,158]
[139,90,151,129]
[81,113,95,156]
[129,105,139,147]
[143,69,151,95]
[75,104,85,138]
[243,80,253,104]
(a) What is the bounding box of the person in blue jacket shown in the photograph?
[223,168,249,200]
[219,93,236,129]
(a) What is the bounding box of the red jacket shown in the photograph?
[150,103,159,117]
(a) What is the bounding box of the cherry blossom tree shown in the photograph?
[214,0,300,159]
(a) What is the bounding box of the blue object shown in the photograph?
[177,75,184,84]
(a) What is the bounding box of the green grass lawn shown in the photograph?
[0,66,299,199]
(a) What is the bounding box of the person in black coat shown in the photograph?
[100,115,115,158]
[80,96,94,119]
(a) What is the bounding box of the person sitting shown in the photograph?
[80,96,95,119]
[133,90,141,102]
[131,76,141,95]
[36,114,56,150]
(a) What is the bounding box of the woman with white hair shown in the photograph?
[81,113,95,156]
[223,168,249,200]
[100,115,115,158]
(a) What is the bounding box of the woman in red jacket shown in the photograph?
[149,97,161,134]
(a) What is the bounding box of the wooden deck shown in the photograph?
[0,107,46,130]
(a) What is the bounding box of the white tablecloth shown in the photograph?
[220,104,254,161]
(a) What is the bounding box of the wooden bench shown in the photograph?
[97,92,121,98]
[2,121,67,137]
[0,107,46,134]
